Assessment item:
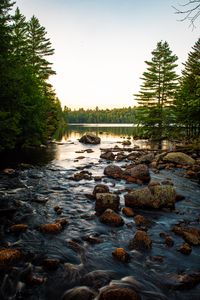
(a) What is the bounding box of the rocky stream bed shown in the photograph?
[0,133,200,300]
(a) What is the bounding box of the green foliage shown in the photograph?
[134,41,179,138]
[0,2,64,152]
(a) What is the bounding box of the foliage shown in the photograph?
[0,2,64,151]
[134,41,179,138]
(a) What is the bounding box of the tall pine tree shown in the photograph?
[135,41,178,138]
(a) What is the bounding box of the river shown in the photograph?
[0,124,199,300]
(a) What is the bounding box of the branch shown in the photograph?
[172,1,200,28]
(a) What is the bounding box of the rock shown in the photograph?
[163,152,195,165]
[99,209,124,226]
[39,223,62,233]
[0,249,22,265]
[165,235,174,247]
[9,224,28,233]
[122,207,135,217]
[112,248,130,262]
[54,206,63,215]
[137,153,154,164]
[42,259,60,270]
[122,140,131,146]
[55,218,69,227]
[172,226,200,245]
[79,133,101,144]
[123,164,150,183]
[100,151,115,160]
[82,235,103,244]
[165,272,200,290]
[81,270,114,289]
[93,184,110,197]
[125,184,176,209]
[72,171,92,181]
[104,165,123,179]
[62,286,97,300]
[134,215,151,228]
[129,230,152,250]
[178,243,192,255]
[95,193,120,215]
[98,286,141,300]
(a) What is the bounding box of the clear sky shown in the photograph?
[15,0,199,109]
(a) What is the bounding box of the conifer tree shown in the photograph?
[175,38,200,136]
[135,41,178,137]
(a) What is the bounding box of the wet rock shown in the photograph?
[122,140,131,146]
[178,243,192,255]
[39,223,62,233]
[54,206,63,215]
[3,168,15,175]
[42,259,60,270]
[125,184,176,209]
[81,270,114,289]
[165,272,200,290]
[93,184,110,197]
[122,207,135,217]
[163,152,195,165]
[123,164,150,184]
[82,235,103,244]
[79,133,101,144]
[99,209,124,226]
[137,153,154,164]
[172,226,200,245]
[9,224,28,233]
[55,218,69,227]
[165,235,174,247]
[112,248,130,262]
[134,215,151,228]
[104,164,123,179]
[100,151,115,161]
[0,249,22,265]
[95,193,120,215]
[98,286,141,300]
[72,171,92,181]
[129,230,152,250]
[76,156,85,160]
[62,286,96,300]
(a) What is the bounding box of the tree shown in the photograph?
[27,15,56,80]
[175,38,200,136]
[173,0,200,28]
[134,41,179,138]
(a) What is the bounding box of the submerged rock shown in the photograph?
[163,152,195,165]
[0,249,22,265]
[99,209,124,226]
[112,248,130,262]
[122,207,135,217]
[9,224,28,233]
[79,133,101,144]
[95,193,120,215]
[129,230,152,250]
[178,243,192,255]
[39,223,62,233]
[172,226,200,245]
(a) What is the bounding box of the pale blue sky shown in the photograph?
[15,0,199,109]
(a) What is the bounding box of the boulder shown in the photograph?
[93,184,109,197]
[122,207,135,217]
[95,193,120,215]
[163,152,195,165]
[123,164,150,183]
[104,164,123,179]
[112,248,130,262]
[124,184,176,209]
[99,209,124,226]
[39,223,62,233]
[98,286,141,300]
[178,243,192,255]
[129,230,152,250]
[62,286,96,300]
[79,133,101,144]
[100,151,115,160]
[137,153,154,164]
[134,215,151,228]
[172,226,200,245]
[0,249,22,265]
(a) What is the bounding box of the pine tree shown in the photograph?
[175,38,200,136]
[27,15,56,80]
[135,41,178,137]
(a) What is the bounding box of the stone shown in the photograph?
[129,230,152,250]
[172,226,200,245]
[122,207,135,217]
[79,133,101,144]
[104,164,123,179]
[99,209,124,226]
[98,286,141,300]
[40,223,62,233]
[81,270,114,289]
[0,249,22,265]
[72,171,92,181]
[123,164,150,183]
[112,248,130,262]
[62,286,97,300]
[122,140,131,146]
[163,152,195,165]
[95,193,120,215]
[93,184,110,197]
[10,224,28,233]
[134,215,151,228]
[100,151,115,160]
[42,259,60,270]
[178,243,192,255]
[165,235,174,247]
[137,153,154,164]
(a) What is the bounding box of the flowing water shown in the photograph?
[0,124,199,300]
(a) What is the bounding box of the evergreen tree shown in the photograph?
[134,41,178,138]
[175,38,200,136]
[27,16,56,79]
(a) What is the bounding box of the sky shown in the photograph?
[15,0,199,109]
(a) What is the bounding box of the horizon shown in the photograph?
[15,0,199,109]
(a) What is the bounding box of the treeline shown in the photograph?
[0,0,64,152]
[64,107,137,123]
